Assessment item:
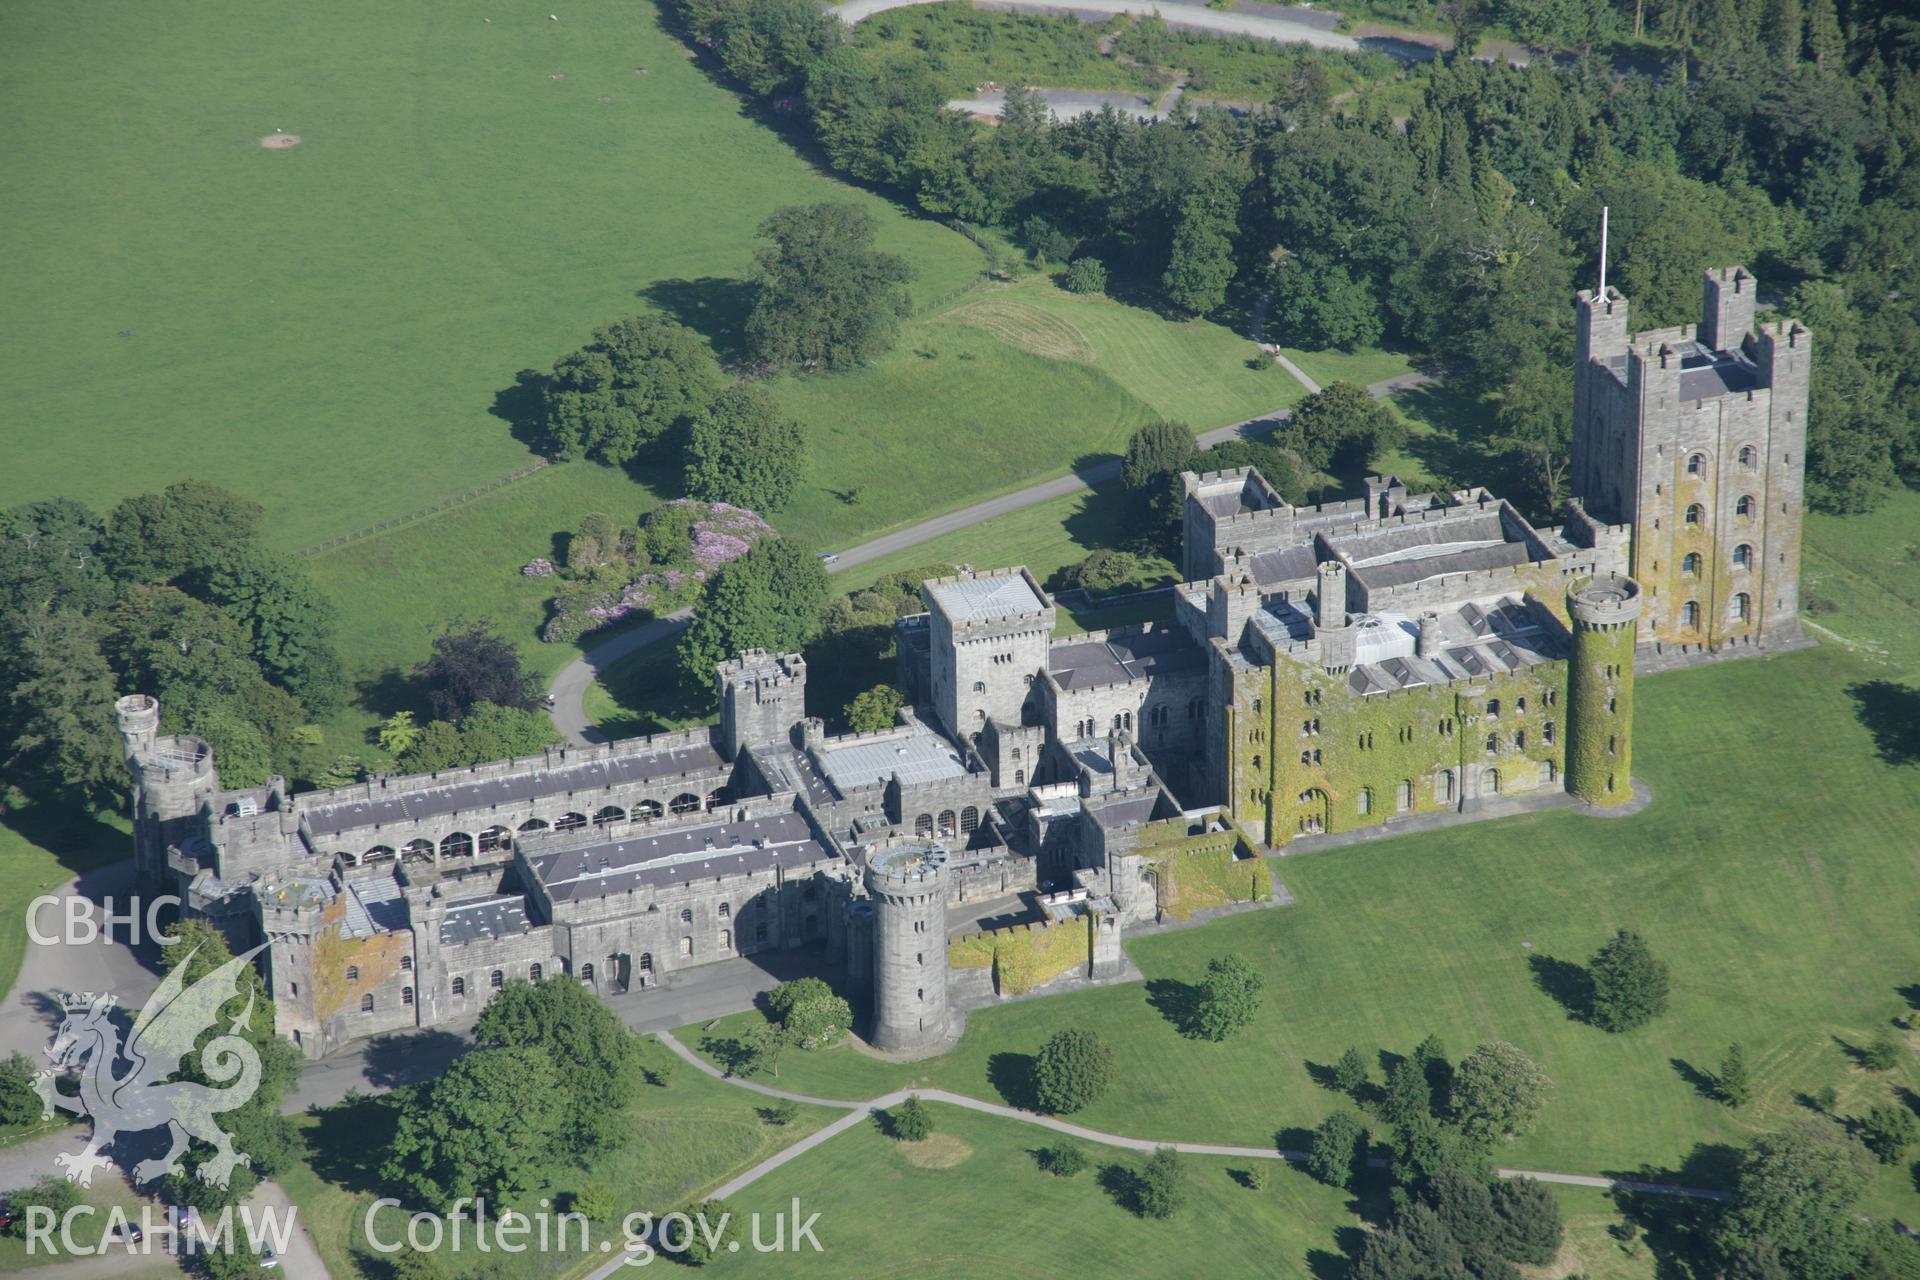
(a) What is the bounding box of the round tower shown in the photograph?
[1565,576,1641,807]
[863,847,949,1053]
[115,694,219,887]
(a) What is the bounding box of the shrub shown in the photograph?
[568,1181,616,1221]
[1039,1143,1088,1177]
[1245,1162,1272,1190]
[1861,1102,1918,1164]
[1333,1046,1370,1096]
[3,1177,82,1238]
[1193,953,1265,1042]
[1863,1030,1904,1071]
[1063,257,1108,294]
[890,1095,933,1141]
[1307,1109,1366,1189]
[1137,1147,1186,1219]
[1032,1027,1116,1114]
[761,1099,798,1127]
[1717,1043,1752,1108]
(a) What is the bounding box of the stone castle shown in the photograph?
[118,269,1807,1057]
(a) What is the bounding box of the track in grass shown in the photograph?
[938,296,1098,363]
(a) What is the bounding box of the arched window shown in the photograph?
[401,986,414,1006]
[972,681,986,693]
[477,825,512,853]
[1515,729,1526,750]
[1515,697,1527,715]
[594,806,625,828]
[402,838,434,863]
[555,812,587,832]
[1486,698,1501,719]
[669,793,700,815]
[452,977,466,997]
[581,963,594,982]
[1736,494,1755,518]
[345,965,360,982]
[960,806,979,834]
[680,908,692,924]
[1485,768,1501,795]
[1543,722,1555,745]
[1733,543,1753,570]
[1014,769,1025,784]
[1357,787,1373,816]
[1737,445,1756,468]
[634,799,663,821]
[529,963,542,982]
[1682,601,1701,630]
[680,936,693,957]
[1682,552,1702,576]
[1732,592,1751,621]
[938,810,957,836]
[489,970,504,989]
[719,929,732,951]
[364,845,395,864]
[1485,733,1498,752]
[639,953,653,972]
[1685,504,1704,526]
[1686,453,1705,476]
[1398,779,1413,812]
[718,902,730,918]
[361,994,374,1013]
[518,818,549,833]
[400,954,413,971]
[915,813,934,837]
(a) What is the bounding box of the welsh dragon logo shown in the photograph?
[36,944,267,1189]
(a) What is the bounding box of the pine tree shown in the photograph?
[1718,1043,1752,1107]
[1588,929,1671,1032]
[1334,1046,1371,1097]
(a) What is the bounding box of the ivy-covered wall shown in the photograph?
[1225,638,1572,848]
[1137,824,1270,920]
[948,915,1091,995]
[1567,612,1636,805]
[311,898,409,1023]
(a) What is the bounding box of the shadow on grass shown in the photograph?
[1095,1160,1149,1215]
[304,1092,404,1197]
[1603,1141,1741,1271]
[0,805,129,882]
[1527,953,1593,1024]
[986,1052,1038,1111]
[1145,977,1202,1038]
[489,367,552,456]
[1848,680,1920,766]
[1670,1057,1721,1103]
[640,277,758,368]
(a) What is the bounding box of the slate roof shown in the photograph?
[1337,595,1566,695]
[526,809,830,903]
[1246,545,1320,588]
[300,738,727,838]
[342,873,407,938]
[1048,625,1204,690]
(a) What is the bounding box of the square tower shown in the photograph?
[717,650,807,759]
[1569,267,1808,651]
[923,567,1055,742]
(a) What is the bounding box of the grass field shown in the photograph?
[682,632,1920,1223]
[581,642,718,741]
[857,4,1163,96]
[277,1035,841,1280]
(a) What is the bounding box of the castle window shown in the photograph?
[1608,735,1618,756]
[1487,698,1501,719]
[1014,769,1025,784]
[1545,689,1556,707]
[1685,504,1704,526]
[453,977,466,997]
[1011,747,1022,761]
[1543,722,1555,745]
[1397,780,1413,812]
[345,965,359,982]
[529,964,542,982]
[972,681,986,693]
[290,982,298,997]
[1736,495,1755,519]
[1686,453,1706,476]
[361,994,374,1013]
[1441,770,1456,803]
[670,793,700,815]
[960,806,980,835]
[719,902,730,918]
[401,955,412,971]
[1732,592,1751,621]
[640,952,653,973]
[1608,694,1617,713]
[1485,769,1501,795]
[1733,544,1753,570]
[680,936,693,958]
[1300,751,1311,766]
[490,970,504,990]
[938,810,957,837]
[1485,734,1498,752]
[1357,787,1373,816]
[680,908,692,924]
[916,813,934,837]
[1682,553,1701,576]
[556,811,587,832]
[1682,601,1701,630]
[580,964,594,982]
[720,929,732,951]
[1515,730,1526,750]
[1738,446,1756,468]
[401,986,413,1006]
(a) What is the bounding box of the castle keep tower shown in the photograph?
[718,650,807,759]
[923,568,1054,742]
[1565,576,1641,807]
[116,694,220,888]
[1571,267,1808,652]
[863,846,950,1053]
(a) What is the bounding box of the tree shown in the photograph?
[1490,1176,1564,1265]
[890,1095,932,1141]
[102,480,263,585]
[685,384,809,512]
[1137,1147,1187,1219]
[1334,1046,1371,1097]
[1862,1030,1904,1071]
[1587,928,1671,1032]
[1491,356,1574,513]
[458,701,559,762]
[569,1181,617,1221]
[1382,1057,1432,1129]
[0,497,113,618]
[843,683,905,732]
[761,1099,798,1126]
[674,1198,737,1266]
[765,977,852,1049]
[401,721,469,773]
[1718,1042,1754,1107]
[678,538,830,687]
[2,608,125,811]
[385,1248,452,1280]
[746,204,912,370]
[1121,420,1197,493]
[1268,253,1385,352]
[378,710,422,759]
[0,1052,43,1128]
[1163,186,1238,316]
[1193,954,1265,1041]
[193,544,346,713]
[383,1046,568,1203]
[1039,1143,1088,1177]
[540,315,720,465]
[473,976,640,1154]
[1051,549,1142,595]
[1859,1102,1917,1164]
[1307,1109,1366,1188]
[415,619,540,721]
[1063,257,1107,294]
[2,1177,82,1239]
[1286,381,1404,473]
[1714,1117,1875,1280]
[1032,1027,1116,1114]
[1452,1041,1551,1142]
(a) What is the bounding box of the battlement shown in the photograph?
[923,566,1054,630]
[718,649,805,687]
[1569,574,1642,630]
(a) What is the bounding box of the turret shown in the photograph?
[717,650,807,760]
[1206,573,1260,644]
[1417,612,1445,659]
[1565,576,1641,807]
[1701,267,1755,352]
[863,847,950,1052]
[115,694,219,889]
[1314,561,1348,629]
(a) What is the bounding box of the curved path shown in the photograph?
[585,1030,1725,1277]
[831,0,1360,51]
[547,369,1428,745]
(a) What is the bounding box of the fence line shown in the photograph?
[293,458,553,557]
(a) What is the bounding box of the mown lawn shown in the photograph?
[276,1036,840,1280]
[581,642,718,742]
[717,1100,1362,1278]
[682,638,1920,1223]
